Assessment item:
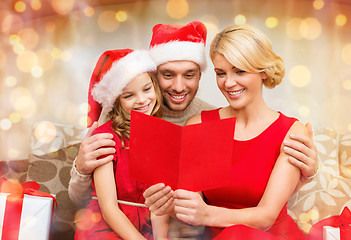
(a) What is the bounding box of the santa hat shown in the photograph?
[149,21,207,71]
[87,49,156,127]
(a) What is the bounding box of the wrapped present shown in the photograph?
[309,206,351,240]
[0,173,56,240]
[323,226,340,240]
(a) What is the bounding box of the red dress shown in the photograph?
[202,109,307,240]
[75,121,152,240]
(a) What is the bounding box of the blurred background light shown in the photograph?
[265,17,278,28]
[289,65,311,87]
[115,10,128,22]
[336,14,347,26]
[234,15,246,25]
[300,18,321,40]
[98,10,120,32]
[166,0,189,19]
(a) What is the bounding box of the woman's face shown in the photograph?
[212,53,265,110]
[119,72,157,115]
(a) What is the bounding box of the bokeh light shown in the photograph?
[2,14,23,34]
[0,119,12,131]
[79,102,89,114]
[37,49,55,71]
[10,87,37,119]
[52,0,74,15]
[34,121,58,144]
[31,0,42,11]
[313,0,324,10]
[98,10,120,32]
[9,112,22,123]
[300,18,321,40]
[341,44,351,66]
[234,15,246,25]
[31,66,43,78]
[342,80,351,90]
[14,1,26,13]
[298,105,311,117]
[5,76,17,87]
[83,6,95,17]
[16,50,38,72]
[8,148,20,159]
[265,17,278,29]
[166,0,189,19]
[18,28,40,50]
[286,18,304,40]
[289,65,311,87]
[336,14,347,26]
[115,10,128,22]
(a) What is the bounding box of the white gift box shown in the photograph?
[0,193,54,240]
[323,226,340,240]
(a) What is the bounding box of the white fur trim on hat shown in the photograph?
[91,50,156,111]
[149,41,206,71]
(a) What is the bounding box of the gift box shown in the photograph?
[323,226,340,240]
[309,206,351,240]
[0,174,56,240]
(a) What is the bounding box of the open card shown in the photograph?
[129,111,236,192]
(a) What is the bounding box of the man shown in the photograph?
[68,21,318,238]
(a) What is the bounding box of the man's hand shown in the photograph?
[143,183,174,216]
[284,122,318,181]
[76,122,116,175]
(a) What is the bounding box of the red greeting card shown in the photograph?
[129,111,236,192]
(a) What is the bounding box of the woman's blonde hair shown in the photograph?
[210,24,285,88]
[108,72,162,148]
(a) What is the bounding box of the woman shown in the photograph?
[149,24,308,239]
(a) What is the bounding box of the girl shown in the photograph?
[75,49,168,240]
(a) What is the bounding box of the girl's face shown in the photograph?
[212,53,266,110]
[119,72,157,115]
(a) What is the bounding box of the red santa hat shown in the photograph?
[87,49,156,127]
[149,21,207,71]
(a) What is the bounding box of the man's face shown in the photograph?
[156,61,201,112]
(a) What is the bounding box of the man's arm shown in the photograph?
[68,122,116,207]
[283,122,319,192]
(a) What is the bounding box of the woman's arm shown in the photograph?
[151,213,170,240]
[94,161,146,240]
[173,121,308,231]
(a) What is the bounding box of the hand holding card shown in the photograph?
[129,111,236,192]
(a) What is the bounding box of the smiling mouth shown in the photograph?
[169,93,187,103]
[134,102,151,111]
[228,89,245,96]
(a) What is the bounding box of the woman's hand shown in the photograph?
[283,122,318,182]
[173,189,209,226]
[143,183,174,216]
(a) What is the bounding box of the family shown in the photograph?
[69,21,318,239]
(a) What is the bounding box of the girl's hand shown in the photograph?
[173,189,209,226]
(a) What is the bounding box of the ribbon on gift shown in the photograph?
[308,206,351,240]
[0,173,57,240]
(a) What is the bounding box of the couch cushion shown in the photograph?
[0,159,29,183]
[287,128,351,235]
[26,121,85,240]
[339,132,351,179]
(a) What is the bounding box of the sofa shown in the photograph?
[1,121,351,239]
